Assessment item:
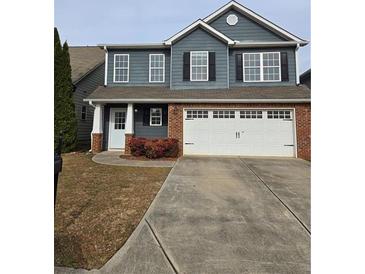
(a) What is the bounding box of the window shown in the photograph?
[243,53,261,82]
[150,108,162,126]
[114,112,126,129]
[149,54,165,82]
[213,110,235,119]
[113,54,129,82]
[186,110,208,119]
[263,53,280,81]
[243,52,281,82]
[81,106,87,120]
[240,110,263,119]
[267,110,291,119]
[191,51,208,81]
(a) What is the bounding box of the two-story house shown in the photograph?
[84,1,311,160]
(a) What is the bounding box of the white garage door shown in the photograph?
[183,109,296,157]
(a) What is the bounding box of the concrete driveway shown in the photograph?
[56,156,310,274]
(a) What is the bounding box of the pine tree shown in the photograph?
[54,28,77,152]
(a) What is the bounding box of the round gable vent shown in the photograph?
[226,14,238,26]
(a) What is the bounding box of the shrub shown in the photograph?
[129,137,147,156]
[128,137,179,158]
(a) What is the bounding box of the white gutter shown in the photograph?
[295,43,300,85]
[84,98,310,103]
[89,101,96,108]
[233,41,308,48]
[104,46,108,86]
[98,43,168,49]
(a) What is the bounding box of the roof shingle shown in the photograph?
[85,85,310,102]
[69,46,104,83]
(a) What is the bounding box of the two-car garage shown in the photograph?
[183,109,296,157]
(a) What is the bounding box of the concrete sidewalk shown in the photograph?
[92,151,176,168]
[56,156,310,274]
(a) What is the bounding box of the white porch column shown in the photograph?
[125,103,134,134]
[91,103,104,153]
[92,104,104,134]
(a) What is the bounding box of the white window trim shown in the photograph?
[113,54,129,83]
[190,51,209,82]
[243,52,281,83]
[149,54,165,83]
[150,108,162,126]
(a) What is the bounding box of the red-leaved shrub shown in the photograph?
[128,137,147,156]
[128,137,179,159]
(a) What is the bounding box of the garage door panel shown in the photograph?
[183,109,295,157]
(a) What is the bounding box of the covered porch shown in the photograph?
[89,102,169,154]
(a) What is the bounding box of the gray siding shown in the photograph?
[171,27,228,90]
[107,49,170,87]
[209,9,286,42]
[134,104,167,138]
[73,63,104,146]
[229,47,297,87]
[102,104,167,150]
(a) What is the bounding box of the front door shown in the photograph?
[109,108,126,150]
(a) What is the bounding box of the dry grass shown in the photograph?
[54,152,171,270]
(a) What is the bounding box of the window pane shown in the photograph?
[262,52,280,81]
[190,52,208,81]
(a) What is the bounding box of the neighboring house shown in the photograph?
[300,68,311,89]
[84,1,311,160]
[69,46,105,147]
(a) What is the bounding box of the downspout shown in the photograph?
[227,46,229,89]
[104,46,108,86]
[170,44,173,89]
[295,43,300,85]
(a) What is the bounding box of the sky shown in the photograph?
[55,0,310,73]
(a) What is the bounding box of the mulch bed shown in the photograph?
[119,154,178,161]
[54,152,171,270]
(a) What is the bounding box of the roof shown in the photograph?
[85,86,310,103]
[100,1,308,49]
[164,20,234,45]
[203,1,308,45]
[69,46,105,83]
[300,69,311,80]
[97,43,168,49]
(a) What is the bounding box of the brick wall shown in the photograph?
[168,103,311,160]
[92,133,103,154]
[124,133,134,155]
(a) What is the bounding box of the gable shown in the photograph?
[173,27,227,47]
[209,8,286,42]
[164,20,234,45]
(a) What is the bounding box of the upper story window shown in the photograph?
[190,51,208,81]
[149,54,165,83]
[113,54,129,82]
[243,52,281,82]
[150,108,162,126]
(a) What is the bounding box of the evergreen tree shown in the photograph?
[54,28,77,152]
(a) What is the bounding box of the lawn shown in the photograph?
[54,152,171,270]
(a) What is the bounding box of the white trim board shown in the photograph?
[84,98,311,103]
[203,1,308,44]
